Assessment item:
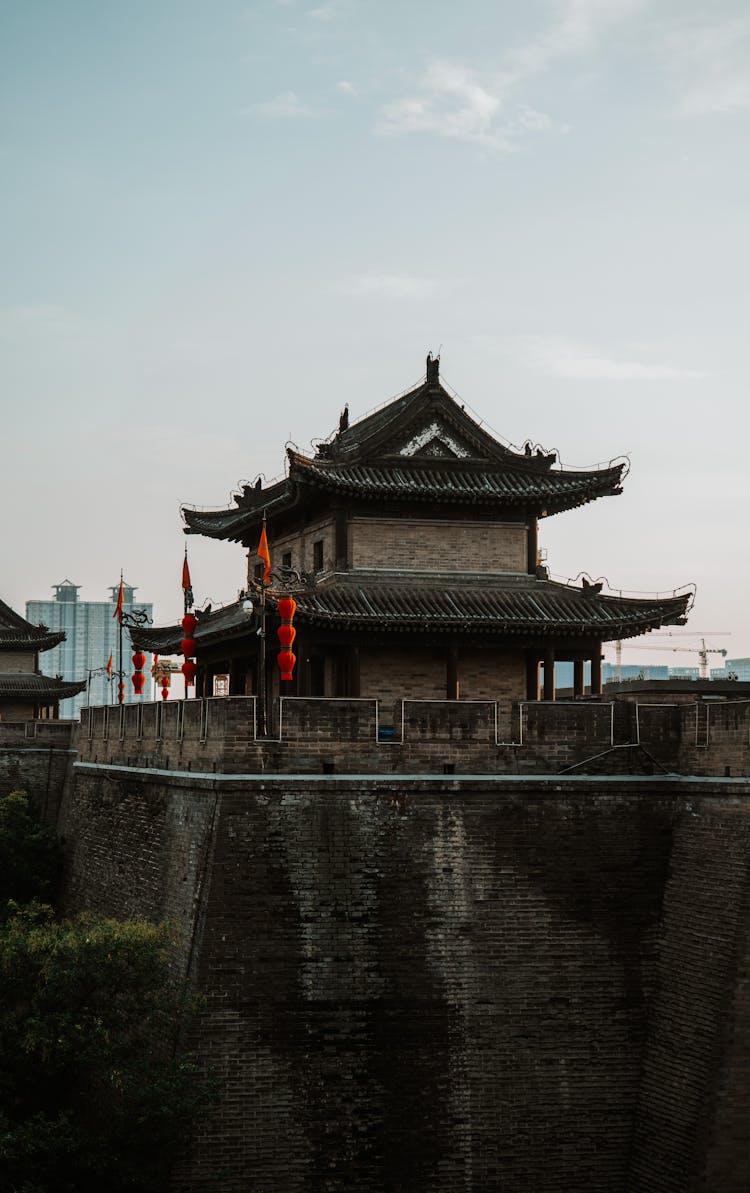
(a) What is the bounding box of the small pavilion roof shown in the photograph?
[0,673,86,701]
[0,598,65,653]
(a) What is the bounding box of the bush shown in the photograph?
[0,791,61,918]
[0,792,211,1191]
[0,906,208,1193]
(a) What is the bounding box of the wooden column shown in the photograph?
[591,648,603,697]
[334,651,348,697]
[573,659,585,699]
[527,517,538,574]
[526,654,540,701]
[348,645,360,698]
[446,643,459,700]
[543,647,556,701]
[229,657,239,696]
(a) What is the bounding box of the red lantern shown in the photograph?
[277,623,296,648]
[132,650,146,671]
[182,659,198,685]
[277,649,296,681]
[161,684,169,700]
[117,682,126,701]
[181,637,197,657]
[181,613,198,636]
[132,672,146,695]
[277,596,297,621]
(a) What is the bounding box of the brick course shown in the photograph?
[350,517,527,573]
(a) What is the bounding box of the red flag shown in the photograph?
[112,577,124,623]
[182,552,192,591]
[257,526,271,583]
[106,654,113,677]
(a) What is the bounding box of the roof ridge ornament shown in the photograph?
[426,351,440,384]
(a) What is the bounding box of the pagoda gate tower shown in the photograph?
[147,356,691,713]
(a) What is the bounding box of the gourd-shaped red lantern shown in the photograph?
[182,613,198,636]
[161,684,170,700]
[180,637,197,656]
[182,659,198,685]
[131,649,147,696]
[277,623,296,648]
[276,596,297,682]
[277,596,297,621]
[277,650,296,681]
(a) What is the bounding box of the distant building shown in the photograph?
[712,658,750,682]
[602,663,669,683]
[0,596,85,719]
[669,666,700,680]
[26,581,153,718]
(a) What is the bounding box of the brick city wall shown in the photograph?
[0,721,76,819]
[52,769,750,1193]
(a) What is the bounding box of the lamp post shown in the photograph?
[117,608,152,705]
[86,665,124,707]
[243,563,302,737]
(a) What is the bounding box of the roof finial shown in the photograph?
[426,351,440,384]
[339,403,349,433]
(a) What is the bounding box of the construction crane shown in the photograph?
[617,637,729,680]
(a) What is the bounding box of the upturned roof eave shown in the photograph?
[131,583,690,650]
[0,675,87,699]
[0,629,66,653]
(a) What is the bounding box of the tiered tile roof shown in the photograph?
[182,368,625,543]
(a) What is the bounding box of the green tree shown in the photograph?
[0,793,211,1192]
[0,791,61,918]
[0,906,207,1193]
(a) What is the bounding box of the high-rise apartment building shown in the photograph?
[26,580,153,718]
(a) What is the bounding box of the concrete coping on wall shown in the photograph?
[71,761,750,792]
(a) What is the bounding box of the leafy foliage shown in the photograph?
[0,793,211,1192]
[0,906,208,1193]
[0,791,61,919]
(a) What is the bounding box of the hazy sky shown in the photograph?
[3,0,749,665]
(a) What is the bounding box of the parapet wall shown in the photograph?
[72,695,750,777]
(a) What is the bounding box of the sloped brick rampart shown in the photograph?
[55,769,750,1193]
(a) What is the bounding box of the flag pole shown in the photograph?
[258,512,268,736]
[118,570,123,706]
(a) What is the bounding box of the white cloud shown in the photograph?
[669,16,750,115]
[255,90,319,118]
[376,60,549,152]
[344,273,439,300]
[337,80,356,97]
[504,0,648,80]
[375,0,647,151]
[504,335,707,380]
